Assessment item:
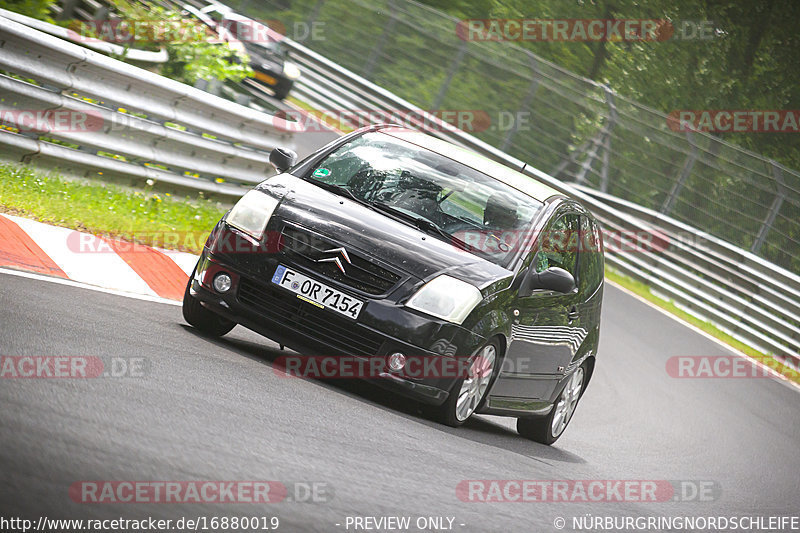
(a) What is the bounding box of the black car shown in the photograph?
[191,3,300,99]
[183,125,604,445]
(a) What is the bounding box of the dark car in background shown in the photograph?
[187,2,300,99]
[183,125,604,444]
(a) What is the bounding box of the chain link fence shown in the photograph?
[230,0,799,274]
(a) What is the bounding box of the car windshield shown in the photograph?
[222,18,287,56]
[306,132,543,267]
[249,40,287,57]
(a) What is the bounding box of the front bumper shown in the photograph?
[191,249,485,406]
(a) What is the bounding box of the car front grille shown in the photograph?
[279,225,402,296]
[237,277,385,357]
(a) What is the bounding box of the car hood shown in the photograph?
[246,48,284,72]
[259,174,513,290]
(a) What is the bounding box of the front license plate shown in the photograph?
[271,265,363,319]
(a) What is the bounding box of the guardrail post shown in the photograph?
[550,138,591,179]
[235,93,252,106]
[574,130,605,185]
[599,86,617,193]
[551,86,616,186]
[94,6,109,21]
[432,39,468,110]
[207,78,222,96]
[500,52,539,152]
[362,0,397,79]
[56,0,78,21]
[751,163,786,254]
[660,130,698,215]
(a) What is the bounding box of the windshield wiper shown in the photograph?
[371,202,472,251]
[306,179,377,210]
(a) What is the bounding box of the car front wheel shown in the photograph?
[435,340,499,427]
[182,270,236,337]
[272,80,293,100]
[517,363,586,445]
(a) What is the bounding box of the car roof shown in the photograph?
[378,127,563,203]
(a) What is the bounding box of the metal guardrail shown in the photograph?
[0,12,299,198]
[280,35,800,369]
[0,8,169,63]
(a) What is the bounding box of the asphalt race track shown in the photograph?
[1,271,798,532]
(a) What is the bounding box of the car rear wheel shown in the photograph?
[435,340,499,427]
[517,363,586,445]
[182,270,236,337]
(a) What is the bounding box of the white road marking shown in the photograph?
[0,267,180,306]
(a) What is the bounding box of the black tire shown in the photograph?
[434,339,500,427]
[273,87,290,100]
[517,362,588,445]
[272,81,292,100]
[182,271,236,337]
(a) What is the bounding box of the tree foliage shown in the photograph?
[420,0,800,170]
[111,0,253,85]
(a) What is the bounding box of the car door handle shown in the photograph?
[567,306,580,322]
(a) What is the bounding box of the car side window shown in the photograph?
[533,214,580,276]
[579,215,604,292]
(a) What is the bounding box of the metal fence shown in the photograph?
[0,11,297,198]
[229,0,800,275]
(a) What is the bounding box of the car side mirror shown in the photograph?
[269,147,297,173]
[520,267,576,295]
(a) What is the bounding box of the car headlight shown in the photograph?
[282,62,301,80]
[405,275,482,325]
[225,190,280,241]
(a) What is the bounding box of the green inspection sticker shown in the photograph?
[312,168,331,178]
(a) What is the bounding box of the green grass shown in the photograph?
[0,163,226,253]
[605,266,799,385]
